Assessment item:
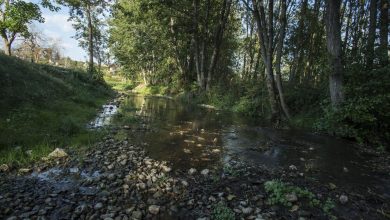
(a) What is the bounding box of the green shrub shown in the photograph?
[264,180,319,207]
[316,66,390,148]
[211,202,235,220]
[264,180,335,217]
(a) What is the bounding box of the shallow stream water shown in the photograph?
[93,95,389,198]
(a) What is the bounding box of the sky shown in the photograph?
[35,5,87,61]
[0,1,87,61]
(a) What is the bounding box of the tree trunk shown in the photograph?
[325,0,345,107]
[252,0,280,122]
[86,3,94,74]
[379,0,389,66]
[3,41,11,56]
[275,0,291,120]
[206,0,232,91]
[367,0,377,69]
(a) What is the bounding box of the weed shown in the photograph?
[211,202,235,220]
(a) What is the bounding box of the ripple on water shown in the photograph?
[88,103,118,128]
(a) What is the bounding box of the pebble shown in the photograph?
[0,164,9,172]
[188,168,197,175]
[201,169,209,176]
[181,180,188,187]
[132,210,142,219]
[94,202,103,210]
[242,207,253,215]
[148,205,160,215]
[285,193,298,202]
[339,195,348,204]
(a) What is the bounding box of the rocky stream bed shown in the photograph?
[0,95,389,220]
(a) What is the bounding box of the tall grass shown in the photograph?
[0,54,114,165]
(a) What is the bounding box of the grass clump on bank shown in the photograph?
[264,180,335,217]
[0,54,114,166]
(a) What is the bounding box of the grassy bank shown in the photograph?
[0,54,114,166]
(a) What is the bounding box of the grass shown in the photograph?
[0,54,114,166]
[264,180,335,218]
[104,74,135,92]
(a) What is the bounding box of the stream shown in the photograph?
[104,95,389,199]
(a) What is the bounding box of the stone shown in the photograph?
[285,193,298,202]
[188,168,197,175]
[148,205,160,215]
[227,194,236,201]
[161,165,171,172]
[48,148,68,159]
[69,168,79,173]
[242,207,253,215]
[94,202,103,210]
[289,165,297,171]
[181,180,189,187]
[26,150,33,155]
[132,210,142,219]
[19,168,31,173]
[74,204,87,214]
[339,195,348,204]
[200,169,209,176]
[0,164,9,172]
[329,183,337,190]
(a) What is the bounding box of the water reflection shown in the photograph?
[115,95,389,197]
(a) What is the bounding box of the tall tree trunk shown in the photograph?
[206,0,232,91]
[86,3,94,74]
[379,0,389,66]
[367,0,377,69]
[343,0,353,57]
[325,0,345,107]
[275,0,291,120]
[252,0,280,122]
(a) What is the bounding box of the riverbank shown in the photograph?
[0,108,389,219]
[0,55,115,166]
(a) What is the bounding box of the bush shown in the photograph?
[316,66,390,148]
[211,202,235,220]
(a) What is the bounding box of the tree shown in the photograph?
[325,0,344,107]
[274,0,290,120]
[366,0,377,69]
[0,0,44,56]
[245,0,280,121]
[379,0,388,66]
[60,0,107,75]
[13,25,45,62]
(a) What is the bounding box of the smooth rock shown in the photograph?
[339,195,348,204]
[285,193,298,202]
[200,169,209,176]
[94,202,103,210]
[289,165,297,171]
[132,210,142,219]
[242,207,253,215]
[148,205,160,215]
[188,168,197,175]
[48,148,68,159]
[0,164,9,172]
[19,168,31,173]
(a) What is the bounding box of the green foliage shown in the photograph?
[264,180,335,217]
[0,54,113,165]
[211,202,235,220]
[0,0,43,37]
[316,66,390,148]
[59,116,82,136]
